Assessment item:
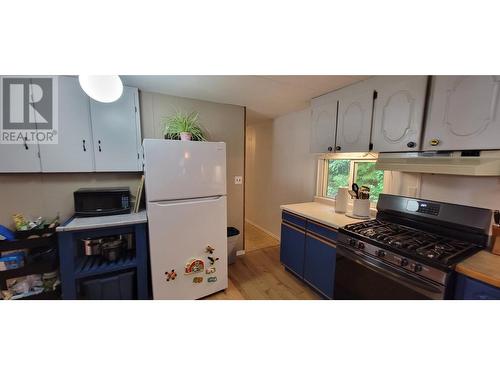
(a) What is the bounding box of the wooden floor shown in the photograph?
[244,221,280,252]
[205,245,321,300]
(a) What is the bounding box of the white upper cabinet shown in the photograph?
[336,81,374,152]
[39,76,94,172]
[371,76,428,152]
[310,92,337,153]
[91,86,142,172]
[0,142,41,172]
[424,76,500,151]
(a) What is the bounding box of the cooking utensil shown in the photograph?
[348,190,358,199]
[352,183,359,199]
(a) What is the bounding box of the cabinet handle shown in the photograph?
[407,141,416,148]
[335,146,341,151]
[327,146,333,152]
[23,137,29,150]
[82,139,86,152]
[98,140,102,152]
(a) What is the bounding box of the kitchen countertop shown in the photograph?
[56,211,147,232]
[456,251,500,288]
[280,202,367,229]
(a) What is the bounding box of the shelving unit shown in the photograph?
[56,211,149,300]
[0,232,60,300]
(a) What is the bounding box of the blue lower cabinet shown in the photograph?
[280,222,306,277]
[304,233,336,299]
[455,274,500,300]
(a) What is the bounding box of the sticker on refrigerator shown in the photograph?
[205,267,216,274]
[185,259,205,275]
[208,256,219,266]
[207,276,217,283]
[193,277,203,284]
[205,245,215,254]
[165,269,177,282]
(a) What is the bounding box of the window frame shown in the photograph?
[317,157,383,205]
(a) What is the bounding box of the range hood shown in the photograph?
[375,150,500,176]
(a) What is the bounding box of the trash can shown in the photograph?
[227,227,240,265]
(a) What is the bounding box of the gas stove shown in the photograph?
[335,194,492,299]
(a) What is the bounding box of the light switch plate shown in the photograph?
[234,176,243,185]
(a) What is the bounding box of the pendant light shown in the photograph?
[78,75,123,103]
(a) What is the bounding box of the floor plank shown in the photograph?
[244,221,279,252]
[205,245,321,300]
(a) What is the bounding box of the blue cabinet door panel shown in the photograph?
[304,233,336,299]
[280,222,306,277]
[306,220,338,244]
[455,274,500,300]
[282,211,307,229]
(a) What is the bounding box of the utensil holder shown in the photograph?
[492,226,500,256]
[352,199,370,218]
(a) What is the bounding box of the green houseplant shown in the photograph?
[162,111,207,141]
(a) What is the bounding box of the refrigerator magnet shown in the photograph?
[207,256,219,266]
[185,258,205,275]
[193,277,204,283]
[205,267,216,274]
[205,245,215,254]
[207,276,217,283]
[165,269,177,281]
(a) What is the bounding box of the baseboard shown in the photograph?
[245,219,280,241]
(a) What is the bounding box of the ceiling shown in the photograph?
[121,75,369,123]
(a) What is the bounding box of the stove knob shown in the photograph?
[400,258,409,267]
[412,263,423,272]
[349,239,357,247]
[376,250,386,258]
[357,242,365,250]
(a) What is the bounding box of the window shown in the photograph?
[324,159,384,203]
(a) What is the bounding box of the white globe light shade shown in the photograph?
[78,75,123,103]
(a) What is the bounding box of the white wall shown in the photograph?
[246,109,317,238]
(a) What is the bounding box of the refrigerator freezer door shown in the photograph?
[148,196,228,299]
[143,139,227,202]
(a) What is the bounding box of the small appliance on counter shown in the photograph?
[74,187,131,217]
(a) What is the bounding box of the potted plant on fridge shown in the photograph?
[162,111,207,141]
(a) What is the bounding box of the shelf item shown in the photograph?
[74,252,137,279]
[0,235,56,252]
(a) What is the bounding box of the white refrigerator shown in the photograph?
[143,139,228,299]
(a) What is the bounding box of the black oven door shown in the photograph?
[334,245,446,300]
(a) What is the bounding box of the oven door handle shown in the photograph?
[337,245,445,298]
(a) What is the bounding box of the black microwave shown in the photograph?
[74,187,131,217]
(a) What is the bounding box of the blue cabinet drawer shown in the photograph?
[455,274,500,300]
[280,222,306,278]
[304,233,336,299]
[282,211,307,229]
[306,220,338,244]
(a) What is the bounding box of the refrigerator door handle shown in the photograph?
[151,195,225,206]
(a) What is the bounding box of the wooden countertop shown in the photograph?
[56,211,147,232]
[456,251,500,288]
[280,202,368,229]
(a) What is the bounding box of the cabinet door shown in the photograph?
[91,86,142,172]
[424,76,500,151]
[455,274,500,300]
[371,76,428,152]
[280,222,306,277]
[304,233,336,299]
[0,141,41,172]
[336,82,374,152]
[310,95,337,153]
[39,76,94,172]
[0,76,42,172]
